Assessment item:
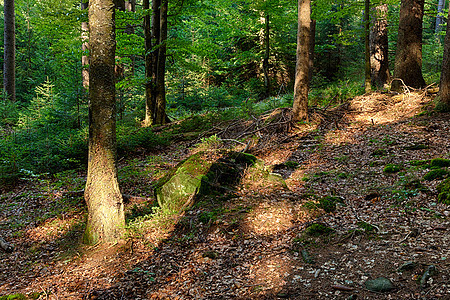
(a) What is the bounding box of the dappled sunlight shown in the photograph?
[245,201,294,236]
[249,254,293,294]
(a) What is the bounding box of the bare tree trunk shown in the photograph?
[370,3,390,88]
[364,0,371,93]
[143,0,154,126]
[436,0,445,34]
[438,7,450,111]
[392,0,426,91]
[81,0,89,90]
[84,0,125,245]
[155,0,168,125]
[4,0,16,102]
[293,0,311,122]
[262,14,270,99]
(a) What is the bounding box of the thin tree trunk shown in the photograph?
[155,0,168,125]
[263,14,270,99]
[293,0,311,122]
[392,0,426,91]
[436,0,445,34]
[81,0,89,90]
[4,0,16,102]
[143,0,154,126]
[84,0,125,245]
[438,6,450,110]
[370,3,390,88]
[364,0,371,93]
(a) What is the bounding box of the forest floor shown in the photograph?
[1,91,450,299]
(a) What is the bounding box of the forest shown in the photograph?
[0,0,450,299]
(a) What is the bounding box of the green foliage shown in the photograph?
[317,196,344,213]
[423,169,450,181]
[305,223,334,237]
[357,221,377,233]
[430,158,450,168]
[437,178,450,205]
[117,126,169,156]
[383,164,401,174]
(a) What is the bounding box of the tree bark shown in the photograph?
[81,0,89,89]
[364,0,371,93]
[262,14,270,99]
[392,0,426,91]
[155,0,168,125]
[293,0,311,122]
[436,0,445,34]
[84,0,125,245]
[143,0,154,126]
[4,0,16,102]
[370,3,390,88]
[438,7,450,110]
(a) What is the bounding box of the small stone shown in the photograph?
[364,277,395,292]
[398,261,417,272]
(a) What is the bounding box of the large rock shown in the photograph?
[154,151,258,212]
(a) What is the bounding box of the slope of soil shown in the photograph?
[0,92,449,299]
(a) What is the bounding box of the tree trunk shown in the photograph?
[438,7,450,111]
[436,0,445,34]
[293,0,311,122]
[155,0,168,125]
[143,0,154,126]
[364,0,371,93]
[4,0,16,102]
[81,0,89,89]
[84,0,125,245]
[262,14,270,99]
[392,0,426,91]
[370,3,390,89]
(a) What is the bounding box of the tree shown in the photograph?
[84,0,125,244]
[364,0,371,93]
[391,0,426,91]
[293,0,311,121]
[4,0,16,102]
[435,0,445,34]
[81,0,89,89]
[438,5,450,111]
[370,3,390,88]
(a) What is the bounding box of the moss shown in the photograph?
[383,164,401,173]
[317,196,344,213]
[430,158,450,168]
[357,221,377,233]
[372,149,387,156]
[284,161,300,168]
[404,144,429,150]
[0,294,28,300]
[409,159,431,167]
[437,178,450,204]
[423,169,449,181]
[305,223,334,236]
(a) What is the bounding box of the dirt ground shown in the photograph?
[1,92,449,299]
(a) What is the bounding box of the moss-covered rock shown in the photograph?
[437,178,450,205]
[154,151,258,212]
[383,164,401,173]
[423,169,449,181]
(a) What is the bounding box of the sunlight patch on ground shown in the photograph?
[245,201,293,236]
[323,129,357,146]
[249,254,292,293]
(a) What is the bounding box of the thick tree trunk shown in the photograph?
[84,0,125,245]
[438,7,450,110]
[155,0,168,125]
[4,0,16,102]
[392,0,426,91]
[436,0,445,34]
[143,0,154,126]
[370,3,390,89]
[262,14,270,99]
[364,0,371,93]
[293,0,311,122]
[81,0,89,89]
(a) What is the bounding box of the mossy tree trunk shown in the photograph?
[438,7,450,111]
[84,0,125,245]
[293,0,311,122]
[4,0,16,102]
[392,0,426,91]
[370,3,390,89]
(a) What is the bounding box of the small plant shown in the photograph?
[305,223,334,236]
[430,158,450,168]
[423,169,449,181]
[195,134,222,152]
[384,164,401,173]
